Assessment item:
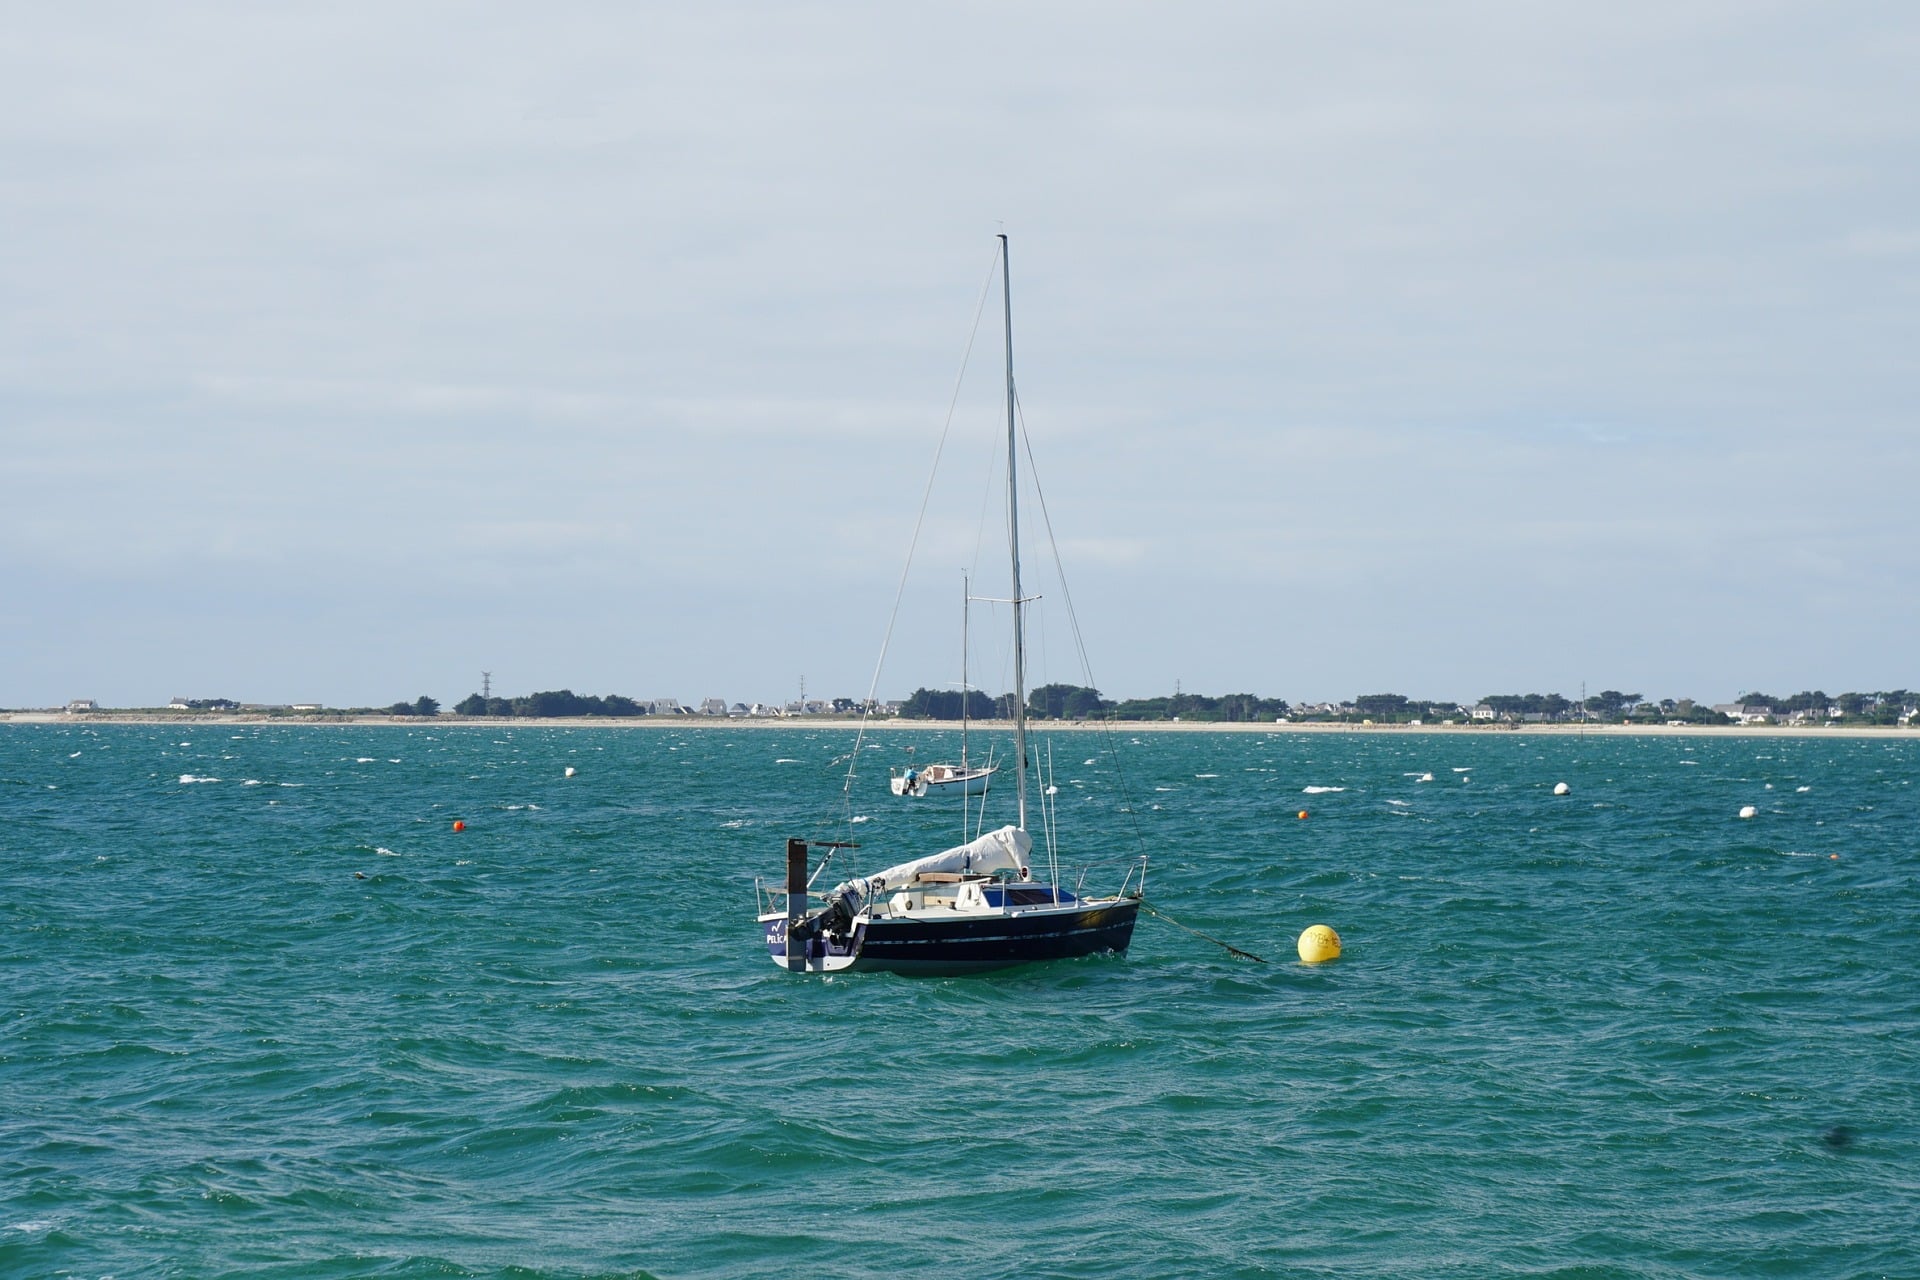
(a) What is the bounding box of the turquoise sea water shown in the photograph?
[3,723,1916,1279]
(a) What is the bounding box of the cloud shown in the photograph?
[3,3,1918,706]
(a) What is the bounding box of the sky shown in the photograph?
[3,2,1917,711]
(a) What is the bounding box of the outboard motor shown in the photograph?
[789,881,863,938]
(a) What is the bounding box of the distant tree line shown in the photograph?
[1734,689,1915,725]
[386,696,441,716]
[897,683,1292,722]
[448,690,648,718]
[892,684,1919,725]
[898,688,1002,720]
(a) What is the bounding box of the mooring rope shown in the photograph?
[1140,899,1268,964]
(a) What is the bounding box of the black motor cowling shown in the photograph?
[789,890,857,945]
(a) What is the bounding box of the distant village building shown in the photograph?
[168,697,191,711]
[291,703,323,712]
[699,698,727,716]
[1471,704,1497,721]
[649,698,684,715]
[66,699,97,713]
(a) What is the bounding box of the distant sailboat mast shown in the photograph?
[1001,233,1028,834]
[960,573,973,844]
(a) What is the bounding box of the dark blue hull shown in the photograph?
[765,899,1140,976]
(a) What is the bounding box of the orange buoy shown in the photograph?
[1297,810,1309,820]
[452,820,465,832]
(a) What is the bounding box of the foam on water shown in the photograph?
[4,722,1917,1279]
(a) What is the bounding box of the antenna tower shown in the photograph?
[482,671,492,699]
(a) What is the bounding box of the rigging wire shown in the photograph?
[837,242,1004,836]
[1013,393,1152,858]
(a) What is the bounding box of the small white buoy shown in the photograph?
[564,766,576,778]
[1553,781,1570,796]
[1739,805,1758,820]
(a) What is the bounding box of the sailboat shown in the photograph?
[757,235,1145,975]
[889,577,998,798]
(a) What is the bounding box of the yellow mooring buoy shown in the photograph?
[1297,924,1342,963]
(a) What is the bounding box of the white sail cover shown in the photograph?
[838,824,1032,902]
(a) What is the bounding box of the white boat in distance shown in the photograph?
[890,576,995,799]
[890,759,996,797]
[757,235,1145,975]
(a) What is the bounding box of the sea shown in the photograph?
[3,722,1916,1279]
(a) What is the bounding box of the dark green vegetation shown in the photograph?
[396,684,1920,724]
[24,684,1915,724]
[886,684,1919,725]
[448,690,648,718]
[385,695,441,717]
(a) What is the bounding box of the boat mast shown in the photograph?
[960,573,970,775]
[1001,233,1028,833]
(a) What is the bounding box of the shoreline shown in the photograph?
[6,712,1916,739]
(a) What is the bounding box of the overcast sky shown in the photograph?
[3,2,1916,710]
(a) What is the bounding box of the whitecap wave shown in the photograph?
[179,774,220,784]
[1302,785,1345,794]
